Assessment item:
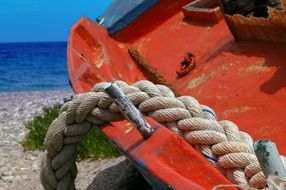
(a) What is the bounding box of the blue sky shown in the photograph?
[0,0,112,42]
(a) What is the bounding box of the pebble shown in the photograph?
[0,90,129,190]
[0,90,72,189]
[2,176,13,182]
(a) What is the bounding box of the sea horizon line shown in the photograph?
[0,41,67,44]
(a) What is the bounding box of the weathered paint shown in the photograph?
[224,0,286,44]
[67,0,286,189]
[183,0,223,24]
[135,162,175,190]
[101,117,233,189]
[254,140,286,178]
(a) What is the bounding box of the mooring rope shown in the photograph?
[40,80,286,190]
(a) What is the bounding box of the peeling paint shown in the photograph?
[222,106,255,118]
[224,0,286,44]
[124,123,134,134]
[187,74,208,89]
[245,65,270,73]
[118,43,125,49]
[95,58,104,69]
[186,60,238,89]
[93,48,111,69]
[72,48,87,62]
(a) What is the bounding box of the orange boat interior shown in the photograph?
[67,0,286,188]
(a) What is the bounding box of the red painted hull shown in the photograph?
[67,1,286,189]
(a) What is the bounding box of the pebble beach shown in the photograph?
[0,90,126,190]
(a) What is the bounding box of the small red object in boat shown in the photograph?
[176,52,196,77]
[67,0,286,189]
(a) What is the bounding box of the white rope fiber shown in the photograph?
[40,80,286,190]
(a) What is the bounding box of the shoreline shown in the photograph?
[0,88,73,95]
[0,89,74,123]
[0,87,72,94]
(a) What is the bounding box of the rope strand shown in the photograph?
[40,80,286,189]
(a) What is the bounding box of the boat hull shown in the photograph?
[67,0,286,189]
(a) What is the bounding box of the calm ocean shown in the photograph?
[0,42,71,92]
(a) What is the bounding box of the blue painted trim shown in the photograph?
[203,154,218,163]
[202,108,217,119]
[133,161,175,190]
[102,0,159,35]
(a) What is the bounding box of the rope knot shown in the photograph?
[40,80,284,189]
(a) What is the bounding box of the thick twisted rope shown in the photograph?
[40,80,286,190]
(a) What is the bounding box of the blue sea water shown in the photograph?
[0,42,71,92]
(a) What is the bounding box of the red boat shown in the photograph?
[67,0,286,189]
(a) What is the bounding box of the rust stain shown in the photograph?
[128,48,179,96]
[224,1,286,44]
